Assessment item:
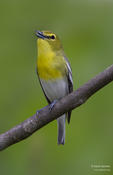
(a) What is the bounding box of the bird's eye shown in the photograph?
[51,35,55,39]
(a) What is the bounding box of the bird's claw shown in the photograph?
[36,100,57,116]
[36,109,41,116]
[49,100,57,111]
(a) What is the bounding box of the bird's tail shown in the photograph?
[57,114,66,145]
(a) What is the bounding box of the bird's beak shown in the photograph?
[35,31,45,39]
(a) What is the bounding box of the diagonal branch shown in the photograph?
[0,64,113,151]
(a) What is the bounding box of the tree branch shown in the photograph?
[0,64,113,151]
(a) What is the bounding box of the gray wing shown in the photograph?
[36,67,51,104]
[65,57,73,123]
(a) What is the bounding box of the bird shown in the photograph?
[35,30,73,145]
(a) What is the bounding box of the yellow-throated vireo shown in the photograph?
[35,31,73,145]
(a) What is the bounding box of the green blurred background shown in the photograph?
[0,0,113,174]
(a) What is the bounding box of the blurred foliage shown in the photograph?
[0,0,113,175]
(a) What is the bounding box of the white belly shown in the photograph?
[40,78,68,102]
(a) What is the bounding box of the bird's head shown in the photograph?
[35,30,63,52]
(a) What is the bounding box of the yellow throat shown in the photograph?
[37,38,66,80]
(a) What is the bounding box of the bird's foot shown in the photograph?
[49,100,57,111]
[36,109,41,117]
[36,110,40,116]
[36,100,57,116]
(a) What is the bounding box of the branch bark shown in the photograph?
[0,64,113,151]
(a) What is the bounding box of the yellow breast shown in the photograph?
[37,39,65,80]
